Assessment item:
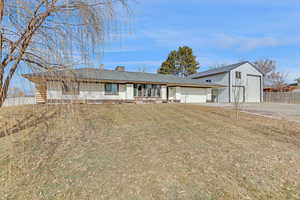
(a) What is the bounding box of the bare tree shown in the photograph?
[253,59,276,75]
[0,0,129,107]
[269,71,288,91]
[253,59,288,90]
[232,78,243,120]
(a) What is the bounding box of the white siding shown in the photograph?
[193,63,263,103]
[168,87,176,101]
[46,81,211,104]
[246,76,261,102]
[230,63,263,103]
[206,88,212,102]
[47,81,126,101]
[168,87,182,102]
[126,84,134,100]
[194,72,229,103]
[175,87,181,101]
[232,86,245,103]
[161,85,167,100]
[181,88,208,103]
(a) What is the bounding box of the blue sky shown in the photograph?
[13,0,300,92]
[96,0,300,82]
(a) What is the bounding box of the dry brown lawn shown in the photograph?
[0,104,299,200]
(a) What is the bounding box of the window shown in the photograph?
[105,83,119,95]
[235,71,242,79]
[62,81,79,95]
[206,80,212,83]
[134,84,161,97]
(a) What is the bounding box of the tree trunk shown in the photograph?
[0,8,50,108]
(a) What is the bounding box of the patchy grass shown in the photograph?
[0,104,300,200]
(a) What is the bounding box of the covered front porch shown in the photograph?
[133,83,215,104]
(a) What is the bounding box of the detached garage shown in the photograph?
[190,61,264,103]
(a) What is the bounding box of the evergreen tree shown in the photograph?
[158,46,199,77]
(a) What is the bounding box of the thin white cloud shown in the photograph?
[214,34,284,51]
[142,29,300,51]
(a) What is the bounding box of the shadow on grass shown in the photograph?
[0,108,58,138]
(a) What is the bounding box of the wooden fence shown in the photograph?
[264,92,300,104]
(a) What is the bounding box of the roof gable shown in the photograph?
[189,61,264,79]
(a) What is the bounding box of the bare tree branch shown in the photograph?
[0,0,129,106]
[0,0,3,22]
[253,59,288,90]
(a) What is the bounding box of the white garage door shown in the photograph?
[181,88,207,103]
[246,75,261,103]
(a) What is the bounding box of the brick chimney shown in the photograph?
[115,66,125,72]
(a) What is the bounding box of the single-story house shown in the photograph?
[189,61,264,103]
[22,66,224,104]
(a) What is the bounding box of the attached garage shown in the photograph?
[181,88,208,103]
[246,75,262,103]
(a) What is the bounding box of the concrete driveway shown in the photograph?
[203,103,300,122]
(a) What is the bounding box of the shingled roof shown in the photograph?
[189,61,263,79]
[23,68,224,88]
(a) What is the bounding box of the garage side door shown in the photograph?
[246,75,261,103]
[181,88,207,103]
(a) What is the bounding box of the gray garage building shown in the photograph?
[189,61,264,103]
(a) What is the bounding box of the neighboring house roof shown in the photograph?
[288,83,298,87]
[189,61,264,79]
[22,68,224,88]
